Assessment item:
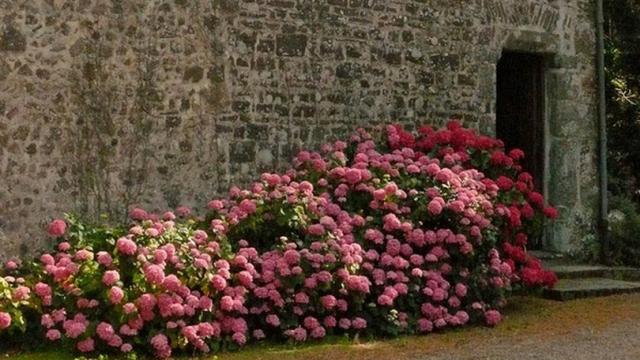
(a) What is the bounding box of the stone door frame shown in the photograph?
[497,32,564,251]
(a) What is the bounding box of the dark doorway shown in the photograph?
[496,51,545,192]
[496,51,546,249]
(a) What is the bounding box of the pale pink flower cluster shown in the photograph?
[0,122,559,356]
[0,312,11,330]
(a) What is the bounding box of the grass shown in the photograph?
[3,293,640,360]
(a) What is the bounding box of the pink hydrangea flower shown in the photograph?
[320,295,337,310]
[417,318,433,332]
[128,208,148,221]
[210,274,227,291]
[266,314,280,327]
[352,317,367,330]
[144,264,165,285]
[58,242,71,251]
[46,329,61,341]
[75,249,93,261]
[237,271,253,287]
[377,294,393,306]
[485,310,501,326]
[344,168,362,184]
[47,219,67,237]
[252,329,266,340]
[283,249,300,265]
[150,334,171,358]
[220,296,234,312]
[294,292,309,304]
[13,286,30,301]
[307,224,325,236]
[40,254,54,266]
[96,251,113,266]
[310,326,326,339]
[109,286,125,304]
[77,338,95,352]
[323,316,337,328]
[116,237,137,256]
[123,302,137,314]
[97,322,115,340]
[232,332,247,345]
[102,270,120,286]
[338,318,351,329]
[289,326,307,341]
[345,275,370,293]
[427,199,443,215]
[455,283,468,298]
[63,319,87,338]
[382,213,402,231]
[208,200,225,210]
[41,314,54,328]
[0,312,11,330]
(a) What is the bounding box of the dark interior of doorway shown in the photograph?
[496,51,546,249]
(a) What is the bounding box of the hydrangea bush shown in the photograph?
[0,122,557,358]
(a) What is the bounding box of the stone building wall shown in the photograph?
[0,0,599,257]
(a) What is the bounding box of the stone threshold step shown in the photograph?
[543,277,640,301]
[545,264,640,280]
[528,250,564,260]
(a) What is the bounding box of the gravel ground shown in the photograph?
[218,293,640,360]
[418,319,640,360]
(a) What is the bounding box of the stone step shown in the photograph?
[545,263,640,280]
[546,264,613,279]
[528,250,564,261]
[543,277,640,301]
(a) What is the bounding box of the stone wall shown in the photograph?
[0,0,599,257]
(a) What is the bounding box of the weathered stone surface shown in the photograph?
[0,25,26,52]
[276,34,307,56]
[543,278,640,301]
[183,66,204,83]
[0,0,599,257]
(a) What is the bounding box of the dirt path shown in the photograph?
[221,294,640,360]
[417,318,640,360]
[410,293,640,360]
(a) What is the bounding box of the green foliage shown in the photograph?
[574,196,640,266]
[65,214,126,251]
[605,0,640,204]
[607,197,640,267]
[574,1,640,265]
